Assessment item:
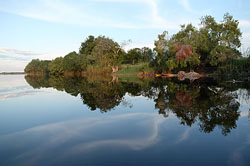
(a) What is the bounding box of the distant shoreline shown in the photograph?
[0,72,26,75]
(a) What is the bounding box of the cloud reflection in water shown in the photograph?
[0,113,166,165]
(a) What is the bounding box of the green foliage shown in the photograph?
[79,35,97,56]
[126,48,142,64]
[90,36,123,67]
[24,13,243,76]
[152,13,242,73]
[198,13,242,66]
[154,31,169,57]
[122,47,153,65]
[24,59,51,75]
[141,47,154,62]
[48,57,64,75]
[25,35,123,75]
[172,24,199,46]
[171,24,201,69]
[63,51,87,72]
[217,57,250,79]
[151,31,173,73]
[165,59,177,71]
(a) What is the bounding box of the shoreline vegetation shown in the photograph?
[24,13,250,81]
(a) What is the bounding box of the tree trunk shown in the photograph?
[111,66,119,73]
[132,59,135,65]
[111,75,119,83]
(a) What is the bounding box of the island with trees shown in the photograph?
[24,13,250,80]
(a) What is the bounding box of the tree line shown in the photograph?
[25,35,154,75]
[25,13,250,76]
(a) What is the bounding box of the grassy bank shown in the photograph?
[116,63,154,76]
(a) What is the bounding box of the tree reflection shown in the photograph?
[25,75,246,135]
[78,78,125,111]
[153,79,241,135]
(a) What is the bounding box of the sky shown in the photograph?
[0,0,250,72]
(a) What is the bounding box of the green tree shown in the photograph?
[126,48,142,65]
[79,35,97,57]
[141,47,154,62]
[48,57,64,75]
[153,13,241,73]
[152,31,177,73]
[24,59,51,75]
[91,36,124,72]
[25,59,40,73]
[199,13,242,66]
[63,51,86,72]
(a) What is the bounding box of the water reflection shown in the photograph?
[0,113,164,165]
[25,75,250,135]
[0,75,48,101]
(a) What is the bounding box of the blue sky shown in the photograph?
[0,0,250,71]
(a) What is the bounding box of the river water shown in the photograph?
[0,74,250,165]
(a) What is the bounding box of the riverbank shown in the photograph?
[24,60,250,82]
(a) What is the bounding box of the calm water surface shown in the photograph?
[0,75,250,166]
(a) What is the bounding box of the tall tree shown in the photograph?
[79,35,97,56]
[199,13,242,66]
[126,48,142,65]
[141,47,154,62]
[91,36,124,72]
[153,31,176,73]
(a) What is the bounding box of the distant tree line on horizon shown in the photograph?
[24,13,250,77]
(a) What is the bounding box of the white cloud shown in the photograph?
[178,0,211,15]
[0,59,28,72]
[239,20,250,28]
[0,0,142,29]
[0,54,28,61]
[93,0,203,30]
[0,113,165,164]
[175,128,191,144]
[0,90,43,101]
[125,42,155,51]
[0,0,181,30]
[0,47,63,59]
[0,47,57,61]
[144,0,178,29]
[179,0,193,13]
[0,47,63,72]
[0,47,42,56]
[240,32,250,53]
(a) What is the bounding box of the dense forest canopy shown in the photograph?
[24,13,250,77]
